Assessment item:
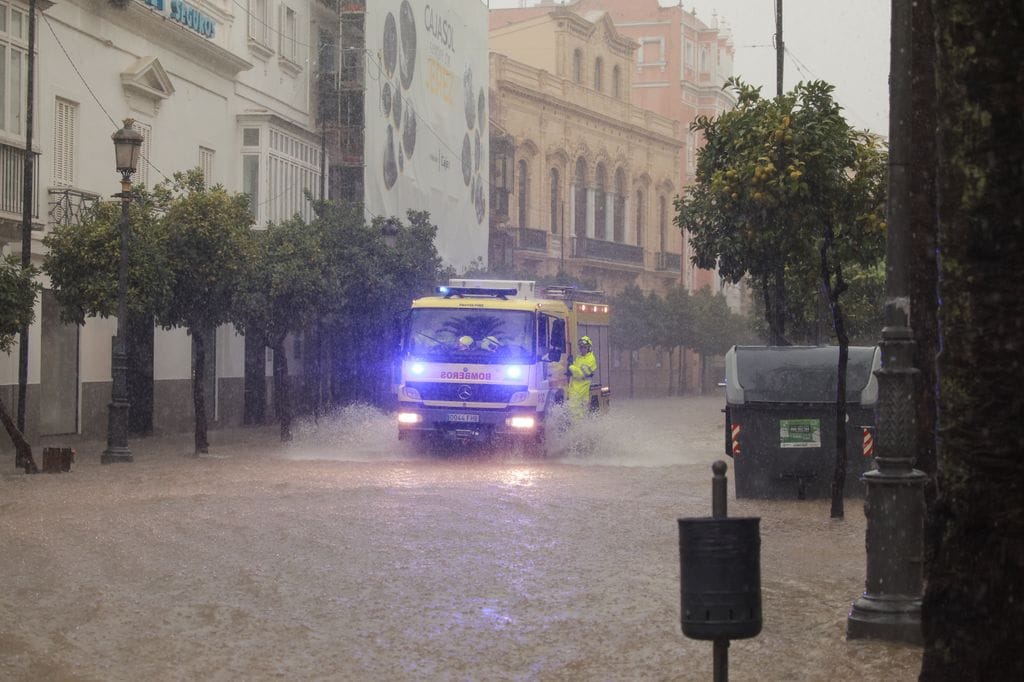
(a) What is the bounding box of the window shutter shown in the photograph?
[132,120,152,188]
[53,99,76,186]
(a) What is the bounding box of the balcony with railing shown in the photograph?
[48,187,101,228]
[0,144,40,224]
[514,227,548,252]
[656,251,682,272]
[573,237,644,266]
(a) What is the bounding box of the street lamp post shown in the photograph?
[381,218,399,248]
[102,119,143,465]
[846,0,925,644]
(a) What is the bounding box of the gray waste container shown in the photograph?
[723,345,879,499]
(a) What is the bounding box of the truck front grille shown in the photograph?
[407,382,528,403]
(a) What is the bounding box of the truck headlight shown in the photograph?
[508,415,536,429]
[402,386,422,401]
[397,412,422,424]
[509,391,528,404]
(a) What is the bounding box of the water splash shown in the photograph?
[279,397,723,467]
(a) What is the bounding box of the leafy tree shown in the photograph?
[314,206,445,408]
[662,285,694,395]
[43,191,169,325]
[153,169,254,454]
[0,255,40,473]
[676,78,808,345]
[747,261,884,346]
[44,189,171,442]
[677,78,885,348]
[813,128,887,517]
[688,286,745,393]
[234,217,326,442]
[677,79,887,516]
[609,284,655,398]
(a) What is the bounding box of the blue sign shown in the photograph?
[142,0,216,40]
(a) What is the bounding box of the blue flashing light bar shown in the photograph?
[436,286,518,300]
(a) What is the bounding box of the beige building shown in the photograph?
[488,8,684,297]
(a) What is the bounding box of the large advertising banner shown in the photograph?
[365,0,489,272]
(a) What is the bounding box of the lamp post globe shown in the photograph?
[102,119,142,464]
[381,218,400,249]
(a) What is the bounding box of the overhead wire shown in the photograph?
[42,13,172,185]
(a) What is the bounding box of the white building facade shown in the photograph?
[0,0,330,446]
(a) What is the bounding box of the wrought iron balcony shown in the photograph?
[0,143,40,222]
[573,237,644,265]
[48,187,101,228]
[656,251,682,271]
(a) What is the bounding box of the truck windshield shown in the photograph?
[406,308,536,363]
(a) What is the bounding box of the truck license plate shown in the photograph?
[447,413,479,423]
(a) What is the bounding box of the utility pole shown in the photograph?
[775,0,784,97]
[17,0,37,432]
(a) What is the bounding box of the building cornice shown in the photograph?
[102,1,253,77]
[497,77,681,152]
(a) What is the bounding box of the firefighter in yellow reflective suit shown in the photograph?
[567,336,597,420]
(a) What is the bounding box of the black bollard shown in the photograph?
[679,461,762,682]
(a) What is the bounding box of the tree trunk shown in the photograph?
[699,353,707,395]
[628,349,634,399]
[675,346,684,393]
[191,331,209,455]
[821,230,850,519]
[272,338,292,442]
[920,2,1024,677]
[244,331,267,425]
[0,394,38,473]
[767,264,789,346]
[667,347,675,396]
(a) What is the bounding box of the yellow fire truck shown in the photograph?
[395,279,610,451]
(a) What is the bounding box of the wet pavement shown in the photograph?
[0,396,922,680]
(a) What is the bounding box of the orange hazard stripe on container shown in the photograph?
[731,423,741,456]
[862,427,874,457]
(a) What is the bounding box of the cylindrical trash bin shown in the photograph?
[678,517,762,640]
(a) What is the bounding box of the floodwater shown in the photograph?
[0,396,922,680]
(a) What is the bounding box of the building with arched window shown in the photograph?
[490,8,682,301]
[490,1,740,396]
[571,0,739,303]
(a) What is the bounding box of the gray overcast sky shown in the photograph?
[489,1,891,137]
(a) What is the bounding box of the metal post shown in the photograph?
[712,460,727,519]
[847,0,923,644]
[712,460,728,682]
[102,175,133,464]
[713,639,729,682]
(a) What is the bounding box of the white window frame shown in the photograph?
[0,0,30,137]
[198,146,215,186]
[279,5,300,66]
[241,123,321,227]
[52,97,78,186]
[637,37,666,69]
[247,0,272,53]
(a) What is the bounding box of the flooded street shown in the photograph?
[1,396,921,680]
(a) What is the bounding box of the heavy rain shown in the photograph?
[2,0,1021,679]
[2,397,923,680]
